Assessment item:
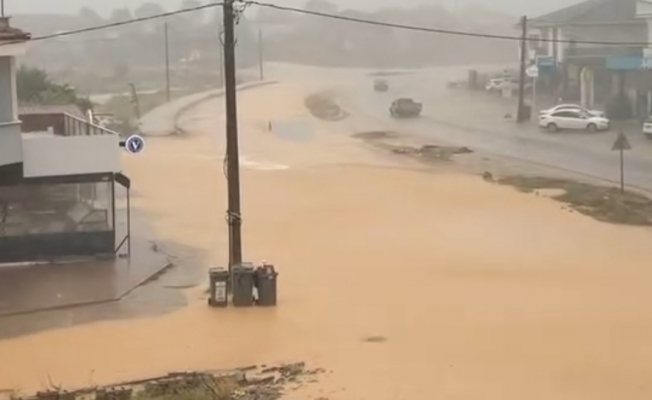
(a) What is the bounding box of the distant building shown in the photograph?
[520,0,652,118]
[0,17,130,264]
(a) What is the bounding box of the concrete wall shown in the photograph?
[0,54,21,168]
[0,121,23,166]
[0,57,16,123]
[22,134,120,178]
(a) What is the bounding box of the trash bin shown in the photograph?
[232,263,255,307]
[255,264,278,307]
[208,267,229,307]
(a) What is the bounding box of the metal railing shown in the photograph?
[62,113,119,137]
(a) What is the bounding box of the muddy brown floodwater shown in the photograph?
[3,80,652,400]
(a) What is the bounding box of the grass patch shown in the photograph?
[97,89,194,135]
[498,175,652,226]
[135,374,238,400]
[367,71,413,77]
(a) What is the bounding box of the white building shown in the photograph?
[0,17,129,263]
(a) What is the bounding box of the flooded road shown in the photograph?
[3,74,652,399]
[337,68,652,190]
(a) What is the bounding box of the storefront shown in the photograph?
[605,54,652,118]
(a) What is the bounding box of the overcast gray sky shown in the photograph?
[8,0,582,18]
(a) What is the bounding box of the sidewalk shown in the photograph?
[139,80,277,136]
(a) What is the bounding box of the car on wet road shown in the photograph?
[390,98,422,118]
[540,104,605,118]
[373,79,389,92]
[539,109,610,133]
[485,78,505,93]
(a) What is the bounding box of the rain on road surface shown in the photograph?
[337,68,652,190]
[4,67,652,400]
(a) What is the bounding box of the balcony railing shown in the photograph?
[62,113,118,136]
[20,112,119,137]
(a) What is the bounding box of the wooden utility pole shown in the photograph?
[223,0,243,271]
[517,15,528,123]
[218,23,224,87]
[258,28,264,80]
[164,22,171,102]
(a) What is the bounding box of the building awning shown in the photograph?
[606,55,652,70]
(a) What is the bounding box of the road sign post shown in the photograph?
[611,132,631,193]
[526,65,539,112]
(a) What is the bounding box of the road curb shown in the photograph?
[173,80,278,135]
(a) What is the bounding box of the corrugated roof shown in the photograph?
[531,0,636,26]
[18,104,85,118]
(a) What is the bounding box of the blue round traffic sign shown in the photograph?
[125,134,145,154]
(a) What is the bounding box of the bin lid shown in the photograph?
[233,263,255,273]
[256,265,278,276]
[209,267,229,276]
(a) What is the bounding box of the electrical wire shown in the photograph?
[11,2,224,45]
[5,0,650,48]
[243,0,652,47]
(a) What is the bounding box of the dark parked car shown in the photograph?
[390,98,422,118]
[374,79,389,92]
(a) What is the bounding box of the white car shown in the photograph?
[485,78,504,92]
[539,110,610,133]
[540,104,605,118]
[643,117,652,138]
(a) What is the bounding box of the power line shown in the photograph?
[5,0,651,48]
[11,2,223,45]
[243,0,652,47]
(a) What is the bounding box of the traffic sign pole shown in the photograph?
[611,132,631,193]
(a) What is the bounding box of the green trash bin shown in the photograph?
[208,267,229,307]
[232,263,255,307]
[255,264,278,307]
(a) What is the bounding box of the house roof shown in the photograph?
[530,0,637,27]
[0,17,31,41]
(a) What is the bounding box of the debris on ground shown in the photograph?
[304,93,348,121]
[362,336,387,343]
[498,175,652,226]
[391,145,472,161]
[366,71,413,77]
[351,131,400,140]
[353,131,473,163]
[6,363,324,400]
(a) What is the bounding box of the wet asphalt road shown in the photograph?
[337,70,652,191]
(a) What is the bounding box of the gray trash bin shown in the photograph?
[208,267,229,307]
[255,264,278,306]
[232,263,255,307]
